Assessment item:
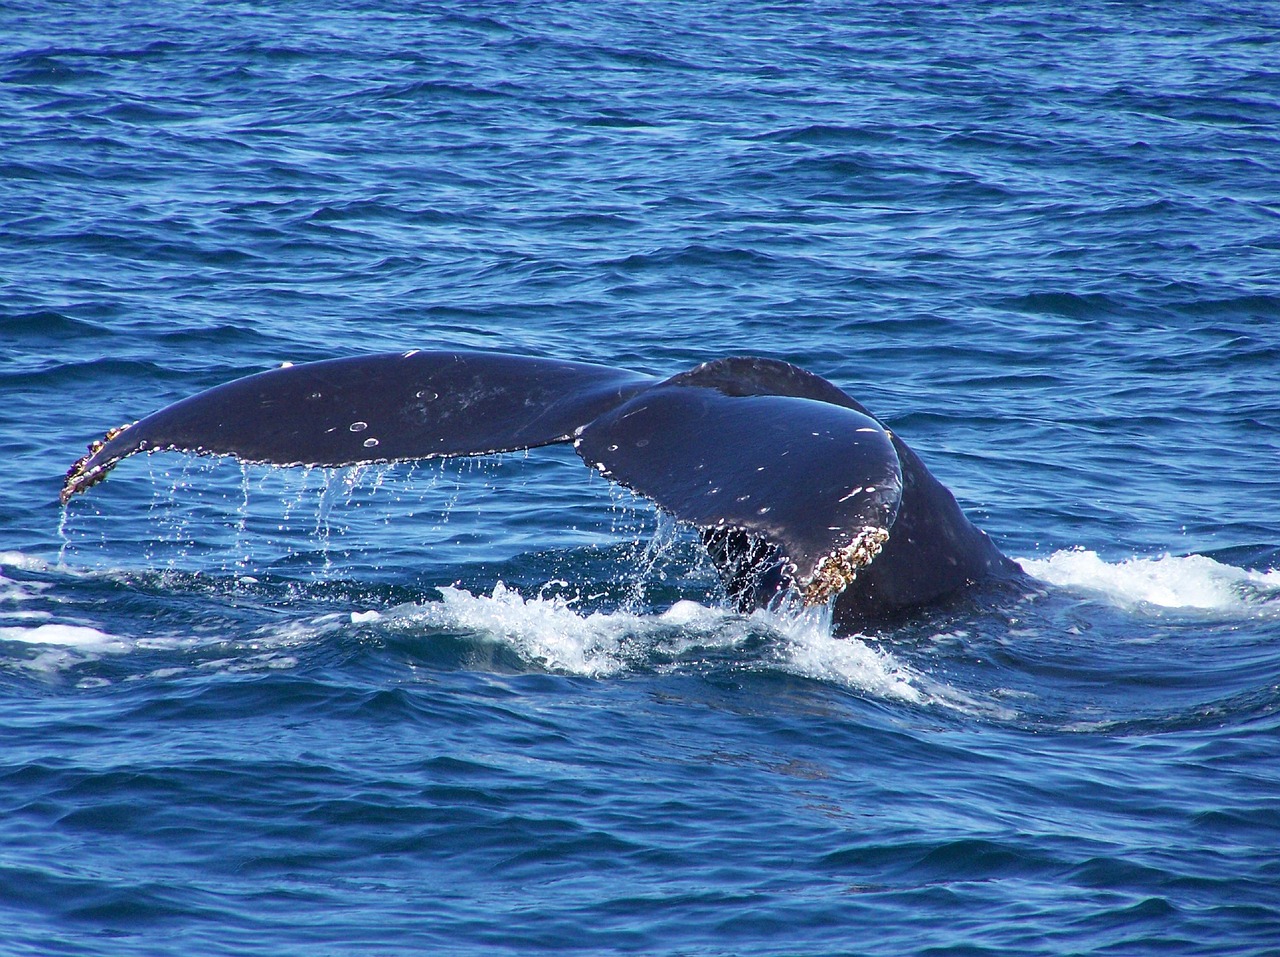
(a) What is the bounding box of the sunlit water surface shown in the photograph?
[3,2,1279,954]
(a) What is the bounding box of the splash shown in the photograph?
[384,582,936,704]
[1019,548,1280,615]
[389,582,725,677]
[750,598,926,703]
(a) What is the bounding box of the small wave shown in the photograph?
[1019,548,1280,615]
[0,612,305,682]
[0,310,111,341]
[998,291,1119,319]
[0,559,58,625]
[0,556,312,681]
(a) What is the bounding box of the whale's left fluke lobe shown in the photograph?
[61,351,653,503]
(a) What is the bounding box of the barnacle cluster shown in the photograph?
[60,422,133,504]
[801,525,890,606]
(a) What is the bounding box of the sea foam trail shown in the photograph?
[1019,548,1280,615]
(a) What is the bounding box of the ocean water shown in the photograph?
[3,2,1280,954]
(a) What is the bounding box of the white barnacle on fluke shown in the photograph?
[61,421,136,503]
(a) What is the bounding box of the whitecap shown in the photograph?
[0,568,51,606]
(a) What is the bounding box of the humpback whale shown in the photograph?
[61,351,1019,625]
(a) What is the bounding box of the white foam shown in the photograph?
[1019,548,1280,614]
[0,623,126,648]
[0,553,314,679]
[0,622,133,680]
[391,582,947,705]
[659,599,729,628]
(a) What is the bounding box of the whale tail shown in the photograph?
[62,350,1013,618]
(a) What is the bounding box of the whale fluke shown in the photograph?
[62,350,1017,623]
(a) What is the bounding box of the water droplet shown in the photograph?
[349,421,368,432]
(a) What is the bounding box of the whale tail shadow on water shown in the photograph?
[61,350,1020,627]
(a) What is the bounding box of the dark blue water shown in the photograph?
[4,2,1279,954]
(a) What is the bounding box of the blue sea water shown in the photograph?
[3,1,1280,954]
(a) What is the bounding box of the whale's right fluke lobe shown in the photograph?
[574,380,903,604]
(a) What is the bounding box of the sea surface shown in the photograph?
[3,2,1279,954]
